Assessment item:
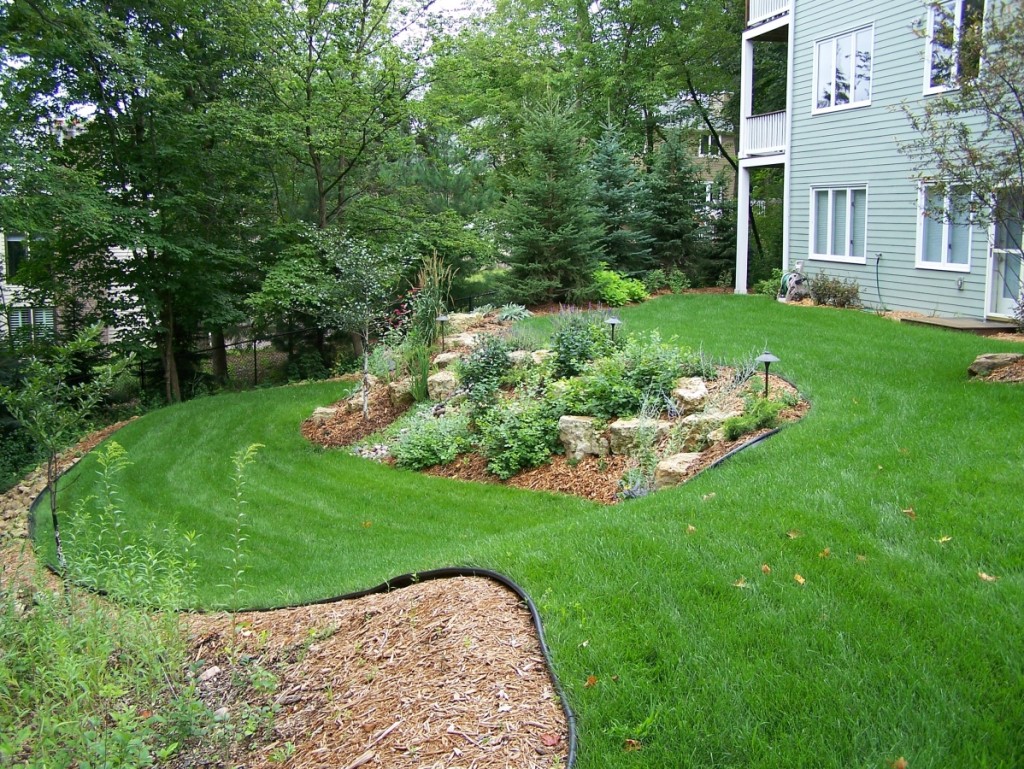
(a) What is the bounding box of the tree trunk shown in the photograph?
[211,328,229,385]
[361,326,370,420]
[161,302,182,403]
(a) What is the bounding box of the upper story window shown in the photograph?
[925,0,983,93]
[814,25,873,112]
[698,135,722,157]
[917,183,972,271]
[3,233,28,285]
[811,184,867,263]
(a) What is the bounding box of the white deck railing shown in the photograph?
[742,110,787,156]
[747,0,790,27]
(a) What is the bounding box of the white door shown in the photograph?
[990,189,1023,318]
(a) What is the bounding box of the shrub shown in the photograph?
[551,311,615,379]
[721,396,786,441]
[679,347,718,380]
[665,269,691,294]
[808,273,861,308]
[392,409,475,470]
[409,254,455,345]
[754,267,785,297]
[286,350,330,382]
[476,393,560,479]
[1014,300,1024,333]
[497,304,532,322]
[592,265,649,307]
[456,334,513,403]
[642,269,668,294]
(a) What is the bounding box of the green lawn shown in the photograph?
[46,294,1024,768]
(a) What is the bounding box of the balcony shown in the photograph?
[741,110,787,156]
[747,0,790,27]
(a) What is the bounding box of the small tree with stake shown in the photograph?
[312,230,408,419]
[0,326,125,577]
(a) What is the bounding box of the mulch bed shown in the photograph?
[302,384,410,446]
[986,357,1024,383]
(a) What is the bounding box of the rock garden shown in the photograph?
[303,308,807,503]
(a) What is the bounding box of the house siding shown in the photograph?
[788,0,990,317]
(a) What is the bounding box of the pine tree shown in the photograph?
[501,104,603,305]
[589,124,656,274]
[647,134,703,271]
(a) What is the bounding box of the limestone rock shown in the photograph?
[654,452,703,490]
[427,370,459,402]
[558,415,609,460]
[446,332,482,350]
[388,378,415,408]
[608,418,673,455]
[531,349,554,365]
[968,353,1024,377]
[507,350,533,366]
[678,410,741,450]
[433,351,464,369]
[672,377,709,414]
[309,407,337,424]
[446,312,482,333]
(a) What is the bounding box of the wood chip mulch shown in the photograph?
[302,385,410,446]
[986,357,1024,382]
[178,577,568,769]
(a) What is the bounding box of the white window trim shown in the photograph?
[811,24,874,115]
[809,184,869,265]
[923,0,978,95]
[915,182,973,272]
[698,135,722,158]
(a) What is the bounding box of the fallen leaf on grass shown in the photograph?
[702,492,716,502]
[686,525,697,535]
[978,572,999,583]
[794,574,806,586]
[819,547,831,559]
[361,521,373,528]
[732,577,749,589]
[540,733,561,747]
[761,563,772,575]
[890,757,908,769]
[584,675,598,688]
[786,529,802,539]
[578,639,590,648]
[624,739,643,752]
[901,507,916,520]
[936,536,952,545]
[856,554,867,563]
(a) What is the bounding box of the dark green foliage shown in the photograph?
[754,267,786,297]
[286,351,331,382]
[500,103,602,304]
[551,312,616,379]
[589,124,656,273]
[456,335,513,402]
[721,395,786,441]
[475,392,561,479]
[392,410,475,470]
[808,273,862,308]
[407,344,432,403]
[647,133,703,272]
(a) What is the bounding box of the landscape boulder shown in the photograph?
[388,378,415,408]
[968,353,1024,377]
[507,350,534,366]
[558,415,609,460]
[608,418,673,455]
[427,370,459,401]
[672,377,709,414]
[677,410,742,450]
[309,406,337,424]
[654,452,702,490]
[432,351,464,369]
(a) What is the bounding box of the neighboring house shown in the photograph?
[0,230,56,342]
[735,0,1021,320]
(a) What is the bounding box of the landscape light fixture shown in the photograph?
[437,314,450,351]
[756,351,780,398]
[605,315,622,342]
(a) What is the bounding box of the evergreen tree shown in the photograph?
[501,104,603,304]
[647,134,703,272]
[589,124,656,274]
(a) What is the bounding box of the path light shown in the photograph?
[756,351,780,398]
[605,315,622,342]
[437,314,449,352]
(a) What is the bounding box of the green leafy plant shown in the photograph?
[808,273,862,308]
[642,268,667,293]
[665,269,692,294]
[497,303,532,322]
[754,267,785,297]
[591,265,649,307]
[392,409,474,469]
[409,253,455,345]
[405,343,432,403]
[456,334,512,402]
[551,311,615,379]
[219,443,263,610]
[476,391,561,479]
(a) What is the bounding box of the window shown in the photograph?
[925,0,983,93]
[994,187,1023,253]
[7,307,55,342]
[3,233,28,284]
[917,183,972,270]
[698,135,721,157]
[811,185,867,262]
[814,26,873,112]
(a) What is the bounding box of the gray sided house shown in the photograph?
[736,0,1021,320]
